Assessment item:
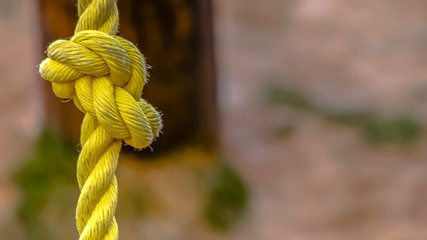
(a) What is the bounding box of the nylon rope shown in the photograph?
[39,0,162,239]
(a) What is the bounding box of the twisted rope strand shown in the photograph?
[39,0,162,239]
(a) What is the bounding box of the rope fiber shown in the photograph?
[39,0,162,239]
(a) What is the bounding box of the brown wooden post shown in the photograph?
[39,0,217,153]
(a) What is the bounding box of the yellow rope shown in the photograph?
[39,1,162,239]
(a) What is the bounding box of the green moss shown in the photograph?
[275,124,295,138]
[14,127,77,240]
[204,163,248,231]
[267,86,313,110]
[266,85,423,144]
[362,117,422,144]
[324,111,372,125]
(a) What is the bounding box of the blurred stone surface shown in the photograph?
[0,0,42,230]
[216,0,427,239]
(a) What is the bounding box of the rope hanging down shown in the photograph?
[39,0,162,239]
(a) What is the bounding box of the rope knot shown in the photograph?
[40,30,162,149]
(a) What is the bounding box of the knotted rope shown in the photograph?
[39,0,162,239]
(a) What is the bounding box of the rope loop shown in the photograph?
[40,30,162,149]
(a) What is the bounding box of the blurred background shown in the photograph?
[2,0,427,239]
